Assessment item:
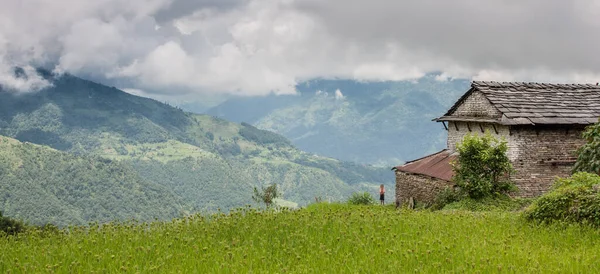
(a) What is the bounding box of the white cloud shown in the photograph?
[334,89,344,100]
[0,65,51,92]
[121,88,148,97]
[2,0,600,95]
[111,41,197,86]
[0,0,172,92]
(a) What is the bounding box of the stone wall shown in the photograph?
[395,171,454,206]
[451,91,502,118]
[437,88,588,198]
[446,122,585,197]
[508,126,585,197]
[447,121,510,151]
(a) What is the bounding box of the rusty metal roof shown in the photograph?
[393,149,456,181]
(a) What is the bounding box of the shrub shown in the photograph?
[453,133,515,199]
[431,187,462,210]
[573,119,600,173]
[205,132,215,141]
[524,172,600,226]
[347,192,375,205]
[443,195,532,212]
[0,211,26,236]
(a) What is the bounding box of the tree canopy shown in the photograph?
[452,133,514,199]
[573,120,600,174]
[252,184,279,208]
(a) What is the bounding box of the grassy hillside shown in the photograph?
[0,71,393,224]
[207,76,470,166]
[0,136,185,226]
[1,204,599,273]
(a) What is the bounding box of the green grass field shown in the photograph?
[1,204,599,273]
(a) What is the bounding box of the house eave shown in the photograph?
[394,170,453,182]
[434,115,596,126]
[433,116,502,124]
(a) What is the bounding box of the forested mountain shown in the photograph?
[207,76,470,166]
[0,71,392,225]
[0,136,185,226]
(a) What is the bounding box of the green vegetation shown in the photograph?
[453,133,514,199]
[525,124,600,226]
[430,134,516,211]
[525,172,600,226]
[431,187,462,210]
[0,72,392,225]
[347,192,375,205]
[207,76,470,165]
[239,122,291,147]
[1,204,599,273]
[573,119,600,173]
[0,136,185,226]
[252,184,279,208]
[443,196,532,212]
[0,211,25,236]
[293,156,391,185]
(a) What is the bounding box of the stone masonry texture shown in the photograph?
[446,122,585,197]
[447,121,510,152]
[451,91,502,118]
[444,86,587,197]
[508,126,585,197]
[395,171,453,206]
[396,83,591,205]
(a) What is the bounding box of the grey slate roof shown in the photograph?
[437,81,600,125]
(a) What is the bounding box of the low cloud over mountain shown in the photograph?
[2,0,600,96]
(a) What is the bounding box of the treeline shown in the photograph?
[0,137,185,226]
[239,122,291,147]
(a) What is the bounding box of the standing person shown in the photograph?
[379,184,385,205]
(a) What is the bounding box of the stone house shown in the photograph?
[394,81,600,206]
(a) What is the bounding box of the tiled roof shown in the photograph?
[439,81,600,125]
[392,150,456,181]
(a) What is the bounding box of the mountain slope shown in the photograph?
[206,76,470,166]
[0,72,393,224]
[0,72,195,151]
[0,136,185,226]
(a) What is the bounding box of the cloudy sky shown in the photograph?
[2,0,600,97]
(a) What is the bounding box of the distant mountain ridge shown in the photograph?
[0,72,392,225]
[206,76,470,166]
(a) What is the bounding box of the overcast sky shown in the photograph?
[2,0,600,96]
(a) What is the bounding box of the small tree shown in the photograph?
[452,133,514,199]
[573,120,600,174]
[252,184,279,208]
[0,211,26,236]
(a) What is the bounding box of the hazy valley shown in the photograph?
[0,71,392,225]
[206,76,469,166]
